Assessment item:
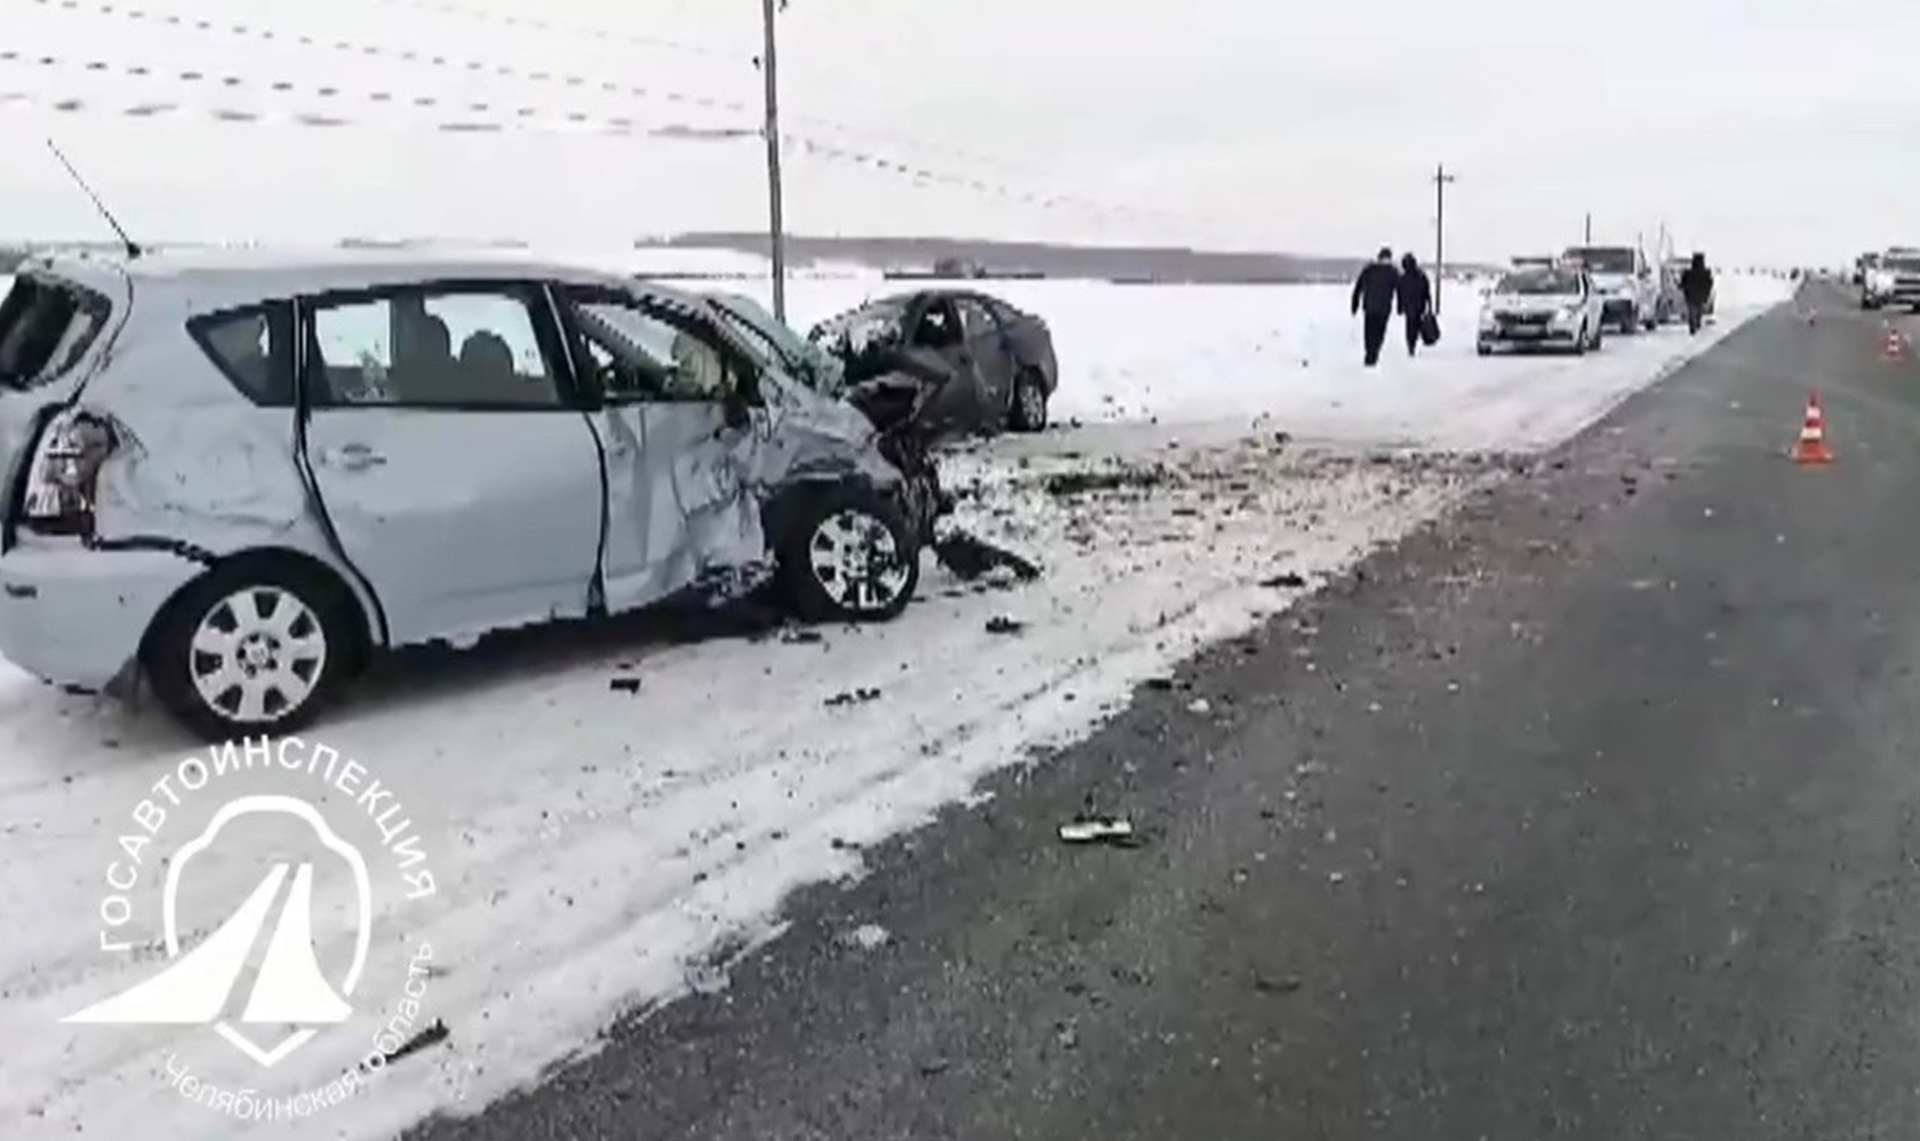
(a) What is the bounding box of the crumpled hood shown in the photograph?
[738,370,898,490]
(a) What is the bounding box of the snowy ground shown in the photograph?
[0,273,1788,1140]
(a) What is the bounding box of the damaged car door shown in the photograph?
[299,284,605,644]
[557,285,766,612]
[906,294,994,437]
[954,295,1016,420]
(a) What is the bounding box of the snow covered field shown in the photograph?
[0,272,1788,1140]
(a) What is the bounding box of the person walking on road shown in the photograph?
[1680,252,1715,335]
[1396,252,1434,357]
[1352,247,1401,367]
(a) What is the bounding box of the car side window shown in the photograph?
[307,287,562,408]
[190,304,296,406]
[562,291,739,404]
[913,299,963,350]
[956,298,998,340]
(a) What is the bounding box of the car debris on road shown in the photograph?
[1058,815,1141,846]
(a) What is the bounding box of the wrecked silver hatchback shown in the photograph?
[0,251,937,740]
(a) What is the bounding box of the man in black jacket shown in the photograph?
[1396,252,1434,356]
[1351,247,1400,366]
[1679,252,1714,335]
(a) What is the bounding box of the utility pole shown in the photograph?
[1584,212,1593,244]
[1433,164,1457,315]
[759,0,787,320]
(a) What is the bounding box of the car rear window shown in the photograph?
[188,303,296,406]
[0,274,109,391]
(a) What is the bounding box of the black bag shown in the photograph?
[1419,311,1441,346]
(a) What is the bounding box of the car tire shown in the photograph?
[1572,324,1588,355]
[1476,344,1492,357]
[1591,324,1605,351]
[144,556,360,742]
[777,484,920,623]
[1008,369,1050,433]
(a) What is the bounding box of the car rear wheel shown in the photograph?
[777,485,919,622]
[1572,323,1589,355]
[1008,370,1049,433]
[145,557,358,741]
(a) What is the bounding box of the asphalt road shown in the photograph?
[412,282,1920,1141]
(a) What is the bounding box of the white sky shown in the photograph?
[0,0,1911,263]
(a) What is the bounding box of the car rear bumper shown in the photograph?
[0,541,199,690]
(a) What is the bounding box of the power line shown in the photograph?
[0,44,1221,237]
[0,72,1196,234]
[13,0,1089,197]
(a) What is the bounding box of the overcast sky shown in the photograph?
[1,0,1911,263]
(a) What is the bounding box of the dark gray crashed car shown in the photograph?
[805,289,1059,439]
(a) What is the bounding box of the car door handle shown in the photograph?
[322,443,387,471]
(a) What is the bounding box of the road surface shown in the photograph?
[412,282,1920,1140]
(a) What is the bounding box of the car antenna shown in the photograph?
[45,138,143,259]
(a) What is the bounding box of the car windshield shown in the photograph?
[1498,270,1580,296]
[809,297,910,356]
[710,293,847,393]
[1567,248,1636,274]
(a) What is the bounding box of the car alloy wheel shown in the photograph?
[1009,371,1049,432]
[807,507,913,615]
[188,585,330,726]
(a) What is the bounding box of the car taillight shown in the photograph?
[21,409,115,535]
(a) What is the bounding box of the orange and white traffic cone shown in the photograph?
[1792,392,1833,465]
[1882,324,1908,362]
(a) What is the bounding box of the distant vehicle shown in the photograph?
[1861,250,1920,311]
[808,289,1059,438]
[1563,245,1659,334]
[1477,264,1605,356]
[0,252,942,738]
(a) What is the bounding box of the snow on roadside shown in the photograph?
[0,275,1787,1141]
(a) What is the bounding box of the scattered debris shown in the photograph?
[365,1020,450,1069]
[608,676,642,694]
[824,687,882,708]
[1260,571,1309,589]
[1253,973,1304,995]
[683,959,729,996]
[846,924,891,950]
[1042,466,1167,497]
[1144,677,1176,691]
[933,530,1043,582]
[985,615,1028,635]
[1187,698,1212,715]
[919,1058,952,1077]
[1058,816,1142,847]
[779,628,825,645]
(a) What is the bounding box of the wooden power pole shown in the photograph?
[760,0,787,320]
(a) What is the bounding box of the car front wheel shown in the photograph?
[778,485,920,622]
[144,557,358,741]
[1008,369,1049,433]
